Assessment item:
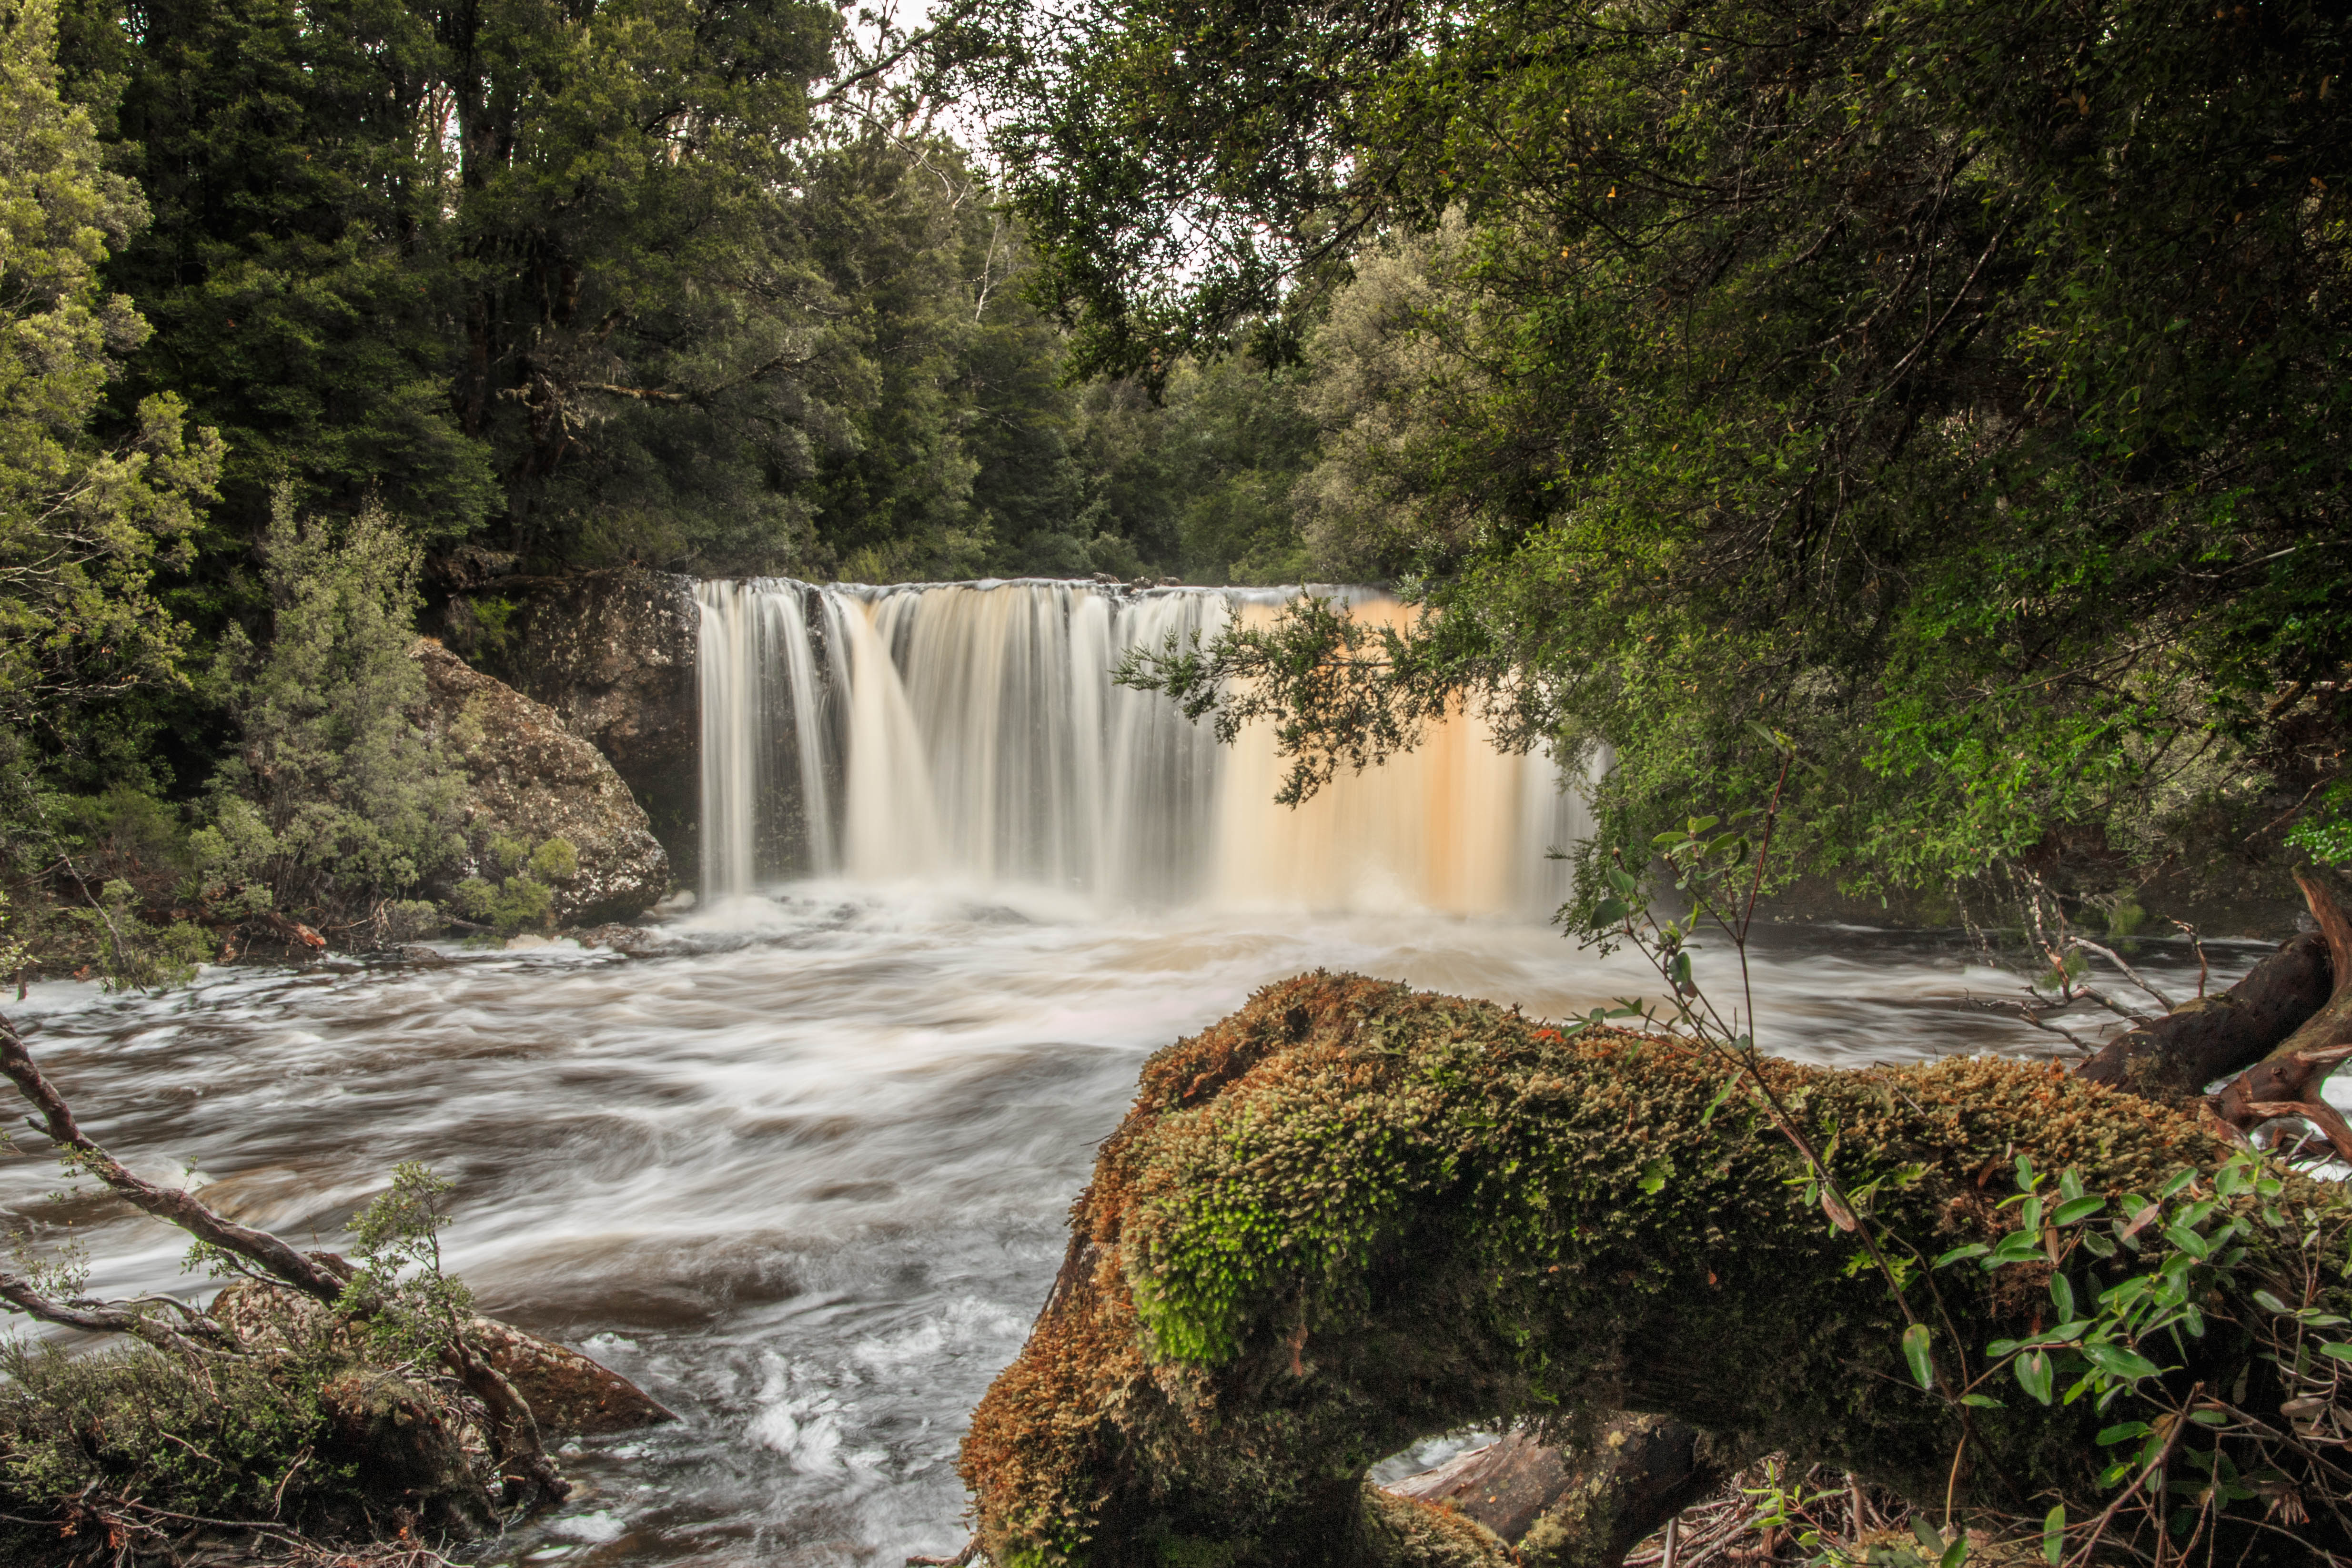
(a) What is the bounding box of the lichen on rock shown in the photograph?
[409,638,670,925]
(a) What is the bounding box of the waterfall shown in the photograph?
[694,579,1589,916]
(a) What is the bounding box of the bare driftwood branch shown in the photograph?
[0,1009,347,1300]
[2068,936,2179,1012]
[0,1270,222,1355]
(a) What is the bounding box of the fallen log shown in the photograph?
[1380,1419,1733,1563]
[2207,870,2352,1156]
[0,1005,672,1533]
[961,972,2350,1568]
[2073,929,2330,1103]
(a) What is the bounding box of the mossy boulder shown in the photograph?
[960,972,2337,1568]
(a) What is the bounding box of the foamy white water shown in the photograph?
[0,892,2253,1566]
[694,580,1587,916]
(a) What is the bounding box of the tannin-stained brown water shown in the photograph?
[3,892,2258,1565]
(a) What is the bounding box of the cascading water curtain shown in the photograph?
[697,579,1591,914]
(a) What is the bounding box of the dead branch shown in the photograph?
[0,1010,347,1301]
[2174,918,2212,999]
[0,1271,222,1355]
[2068,936,2179,1012]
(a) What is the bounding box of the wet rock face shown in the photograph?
[463,1315,676,1436]
[411,639,671,924]
[484,570,701,887]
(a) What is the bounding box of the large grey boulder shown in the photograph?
[472,569,701,887]
[411,639,670,925]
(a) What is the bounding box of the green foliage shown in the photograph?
[336,1161,474,1361]
[1918,1149,2352,1559]
[0,1336,335,1517]
[1009,0,2352,901]
[0,0,222,749]
[62,875,211,989]
[202,488,464,913]
[451,835,571,934]
[2286,785,2352,867]
[526,836,578,883]
[0,889,24,978]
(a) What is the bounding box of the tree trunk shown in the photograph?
[2074,930,2331,1102]
[2205,870,2352,1155]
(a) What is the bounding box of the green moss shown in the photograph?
[962,972,2329,1568]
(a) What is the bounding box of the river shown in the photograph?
[2,887,2252,1566]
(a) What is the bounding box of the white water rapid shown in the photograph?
[694,580,1587,915]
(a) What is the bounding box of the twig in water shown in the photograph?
[2017,1004,2100,1053]
[2173,919,2211,999]
[2068,936,2178,1012]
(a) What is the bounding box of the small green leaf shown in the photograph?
[1637,1158,1668,1196]
[2043,1503,2066,1564]
[2097,1421,2152,1446]
[1903,1322,1935,1390]
[1933,1243,1991,1267]
[2252,1289,2293,1315]
[2049,1274,2076,1321]
[2316,1342,2352,1362]
[2083,1344,2164,1381]
[2017,1348,2055,1404]
[1960,1393,2004,1408]
[2051,1195,2106,1226]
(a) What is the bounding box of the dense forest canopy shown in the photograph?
[976,0,2352,911]
[2,0,2348,970]
[0,0,1323,960]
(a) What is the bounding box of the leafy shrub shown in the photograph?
[205,488,467,915]
[2286,784,2352,867]
[63,877,212,990]
[0,1337,340,1519]
[453,835,573,934]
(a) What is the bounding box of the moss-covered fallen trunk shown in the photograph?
[0,1291,494,1563]
[960,973,2351,1568]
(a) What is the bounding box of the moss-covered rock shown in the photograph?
[960,972,2334,1568]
